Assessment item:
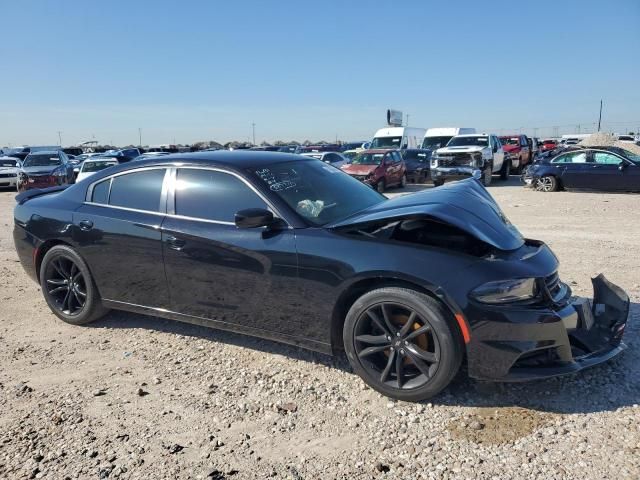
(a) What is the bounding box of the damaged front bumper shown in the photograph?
[432,166,482,183]
[467,274,629,381]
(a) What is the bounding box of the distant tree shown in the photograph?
[288,140,300,146]
[273,140,286,146]
[302,140,312,146]
[260,141,271,146]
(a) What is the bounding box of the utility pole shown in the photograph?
[251,123,256,145]
[553,126,559,138]
[405,114,410,126]
[597,99,603,132]
[533,127,538,138]
[57,131,62,146]
[138,128,142,147]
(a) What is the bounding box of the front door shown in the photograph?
[161,167,300,336]
[551,150,590,188]
[584,151,632,191]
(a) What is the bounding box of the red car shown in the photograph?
[499,135,532,174]
[541,139,558,152]
[341,149,406,193]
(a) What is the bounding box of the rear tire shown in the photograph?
[343,287,463,402]
[433,179,444,187]
[39,245,109,325]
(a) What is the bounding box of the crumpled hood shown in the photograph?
[21,166,57,175]
[436,145,486,154]
[341,164,378,176]
[329,178,524,251]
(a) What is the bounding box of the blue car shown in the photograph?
[523,146,640,192]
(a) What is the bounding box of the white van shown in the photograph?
[371,127,426,150]
[422,127,476,150]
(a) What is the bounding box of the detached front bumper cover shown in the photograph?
[468,274,630,382]
[505,274,629,381]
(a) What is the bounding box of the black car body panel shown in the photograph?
[524,147,640,192]
[13,152,629,382]
[400,149,432,183]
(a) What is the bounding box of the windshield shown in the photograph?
[23,154,61,167]
[447,136,488,147]
[621,150,640,163]
[500,137,519,145]
[422,136,452,149]
[370,136,402,149]
[343,151,359,160]
[251,159,384,226]
[402,151,430,162]
[278,146,298,153]
[0,158,18,167]
[351,152,384,165]
[82,160,118,172]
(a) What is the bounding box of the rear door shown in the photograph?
[73,167,170,308]
[161,167,300,335]
[552,150,590,188]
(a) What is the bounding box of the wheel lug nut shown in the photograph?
[390,347,394,351]
[400,349,405,355]
[396,332,400,337]
[404,341,408,346]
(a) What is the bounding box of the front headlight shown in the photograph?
[470,278,538,304]
[431,156,438,167]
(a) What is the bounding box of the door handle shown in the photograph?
[78,220,93,231]
[166,235,186,250]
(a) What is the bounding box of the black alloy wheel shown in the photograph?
[40,245,109,325]
[344,287,463,401]
[44,256,87,315]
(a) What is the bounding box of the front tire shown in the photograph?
[343,287,463,402]
[376,179,386,193]
[433,179,444,187]
[40,245,109,325]
[400,174,407,188]
[536,175,558,192]
[482,163,493,186]
[499,158,509,181]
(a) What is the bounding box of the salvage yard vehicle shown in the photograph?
[341,149,406,192]
[430,134,507,186]
[421,127,476,150]
[523,147,640,192]
[13,152,630,402]
[499,134,532,174]
[400,148,432,183]
[0,156,20,189]
[371,127,426,150]
[75,158,119,182]
[301,151,349,168]
[17,150,75,192]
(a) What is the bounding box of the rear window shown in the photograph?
[92,179,110,204]
[108,169,166,212]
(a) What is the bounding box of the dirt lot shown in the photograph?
[1,178,639,480]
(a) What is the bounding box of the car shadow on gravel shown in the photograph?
[89,302,638,416]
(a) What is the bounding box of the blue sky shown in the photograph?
[2,0,639,146]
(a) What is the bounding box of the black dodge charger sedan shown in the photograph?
[13,152,629,401]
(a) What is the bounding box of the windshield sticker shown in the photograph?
[269,180,297,192]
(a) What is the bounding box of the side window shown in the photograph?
[325,153,339,164]
[395,151,403,163]
[92,179,110,204]
[551,152,588,164]
[593,152,623,165]
[175,169,268,222]
[109,169,166,212]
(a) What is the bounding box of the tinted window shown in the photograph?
[175,169,267,222]
[92,179,110,204]
[109,169,166,211]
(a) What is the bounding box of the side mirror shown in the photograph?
[235,208,275,228]
[618,162,627,171]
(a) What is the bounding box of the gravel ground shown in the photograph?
[0,178,639,480]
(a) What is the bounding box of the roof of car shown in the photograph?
[120,150,313,170]
[26,150,59,156]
